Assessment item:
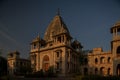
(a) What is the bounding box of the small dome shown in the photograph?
[31,35,41,43]
[71,40,83,48]
[114,21,120,26]
[111,21,120,33]
[44,15,70,42]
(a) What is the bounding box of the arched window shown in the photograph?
[117,46,120,54]
[108,57,111,63]
[84,67,88,75]
[95,68,98,74]
[84,58,88,65]
[43,55,49,61]
[55,50,62,58]
[107,68,111,75]
[57,36,61,43]
[100,67,105,75]
[100,57,105,64]
[95,58,98,64]
[117,64,120,76]
[43,55,49,71]
[56,52,59,57]
[33,43,37,49]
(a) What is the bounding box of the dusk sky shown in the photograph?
[0,0,120,58]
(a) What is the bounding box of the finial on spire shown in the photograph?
[57,8,60,15]
[37,33,40,39]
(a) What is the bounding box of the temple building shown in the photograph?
[30,12,83,76]
[80,21,120,76]
[7,10,120,77]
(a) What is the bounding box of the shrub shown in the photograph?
[25,66,57,78]
[25,69,45,78]
[75,75,120,80]
[46,66,56,77]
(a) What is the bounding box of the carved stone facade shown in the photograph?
[81,21,120,76]
[30,13,83,76]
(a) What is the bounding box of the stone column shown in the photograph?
[116,28,118,35]
[38,53,40,70]
[113,29,115,36]
[64,35,66,44]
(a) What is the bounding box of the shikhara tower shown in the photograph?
[30,11,83,76]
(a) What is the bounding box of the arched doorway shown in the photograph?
[107,68,111,75]
[117,64,120,76]
[100,67,105,75]
[95,68,98,75]
[84,67,88,75]
[43,55,49,71]
[95,58,98,64]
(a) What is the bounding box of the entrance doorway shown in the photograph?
[43,55,49,71]
[117,64,120,76]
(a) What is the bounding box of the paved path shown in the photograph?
[14,77,75,80]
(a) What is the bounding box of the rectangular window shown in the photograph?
[58,36,61,43]
[33,44,36,49]
[57,52,59,57]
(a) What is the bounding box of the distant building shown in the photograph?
[7,51,31,75]
[81,21,120,76]
[30,12,83,76]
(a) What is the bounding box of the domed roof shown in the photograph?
[31,35,41,43]
[111,21,120,33]
[71,40,83,48]
[114,21,120,26]
[44,14,70,41]
[31,34,46,44]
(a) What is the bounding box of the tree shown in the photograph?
[17,65,32,75]
[46,66,57,77]
[0,49,2,56]
[79,50,92,65]
[0,56,7,77]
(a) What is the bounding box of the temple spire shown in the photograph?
[57,8,60,15]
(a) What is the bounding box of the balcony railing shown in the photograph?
[55,57,62,62]
[117,54,120,57]
[30,48,39,52]
[113,35,120,41]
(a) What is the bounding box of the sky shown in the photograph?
[0,0,120,58]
